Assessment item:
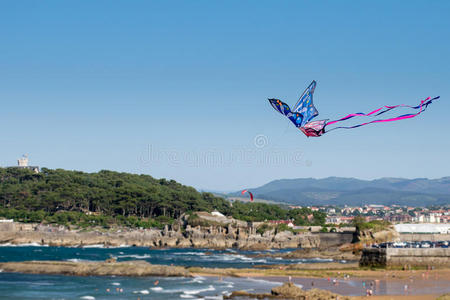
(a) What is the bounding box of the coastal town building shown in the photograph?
[268,220,294,228]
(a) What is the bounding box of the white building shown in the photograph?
[394,223,450,234]
[13,155,39,173]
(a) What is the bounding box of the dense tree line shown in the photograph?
[0,167,229,220]
[0,167,326,227]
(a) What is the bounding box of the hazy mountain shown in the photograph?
[228,177,450,206]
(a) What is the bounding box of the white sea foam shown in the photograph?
[111,282,121,286]
[162,284,214,295]
[173,252,205,256]
[81,244,130,248]
[311,258,333,262]
[117,254,151,259]
[193,276,206,280]
[190,276,205,283]
[245,277,282,285]
[66,259,91,263]
[183,285,215,295]
[82,244,105,248]
[0,242,47,247]
[212,254,267,263]
[150,287,163,291]
[180,294,194,298]
[138,290,149,294]
[80,296,95,300]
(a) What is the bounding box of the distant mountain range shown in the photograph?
[228,177,450,206]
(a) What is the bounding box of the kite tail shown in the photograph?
[325,96,439,132]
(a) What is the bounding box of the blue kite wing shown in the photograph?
[268,98,292,117]
[268,99,304,127]
[293,80,319,126]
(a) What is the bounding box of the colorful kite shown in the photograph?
[241,190,254,202]
[269,81,439,137]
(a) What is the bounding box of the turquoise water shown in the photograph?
[1,246,448,299]
[0,246,336,268]
[0,272,284,300]
[2,271,449,299]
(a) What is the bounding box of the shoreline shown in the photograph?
[2,259,449,281]
[0,221,353,250]
[1,260,449,299]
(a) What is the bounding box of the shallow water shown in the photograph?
[0,246,448,299]
[0,272,449,299]
[0,273,284,300]
[0,246,337,268]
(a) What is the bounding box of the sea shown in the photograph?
[0,245,449,299]
[0,245,335,267]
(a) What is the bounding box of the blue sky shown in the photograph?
[1,1,449,191]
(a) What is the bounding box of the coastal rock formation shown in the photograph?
[271,282,305,298]
[0,260,190,277]
[0,218,358,251]
[0,221,327,250]
[356,227,399,245]
[275,248,359,261]
[224,282,350,300]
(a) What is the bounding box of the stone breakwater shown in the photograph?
[360,248,450,267]
[0,222,326,249]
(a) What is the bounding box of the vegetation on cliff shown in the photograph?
[230,202,326,225]
[0,167,326,228]
[0,167,229,227]
[351,216,391,232]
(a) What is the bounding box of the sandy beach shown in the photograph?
[351,295,440,300]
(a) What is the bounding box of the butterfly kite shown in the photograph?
[269,81,439,137]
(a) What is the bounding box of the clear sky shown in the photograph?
[1,1,449,191]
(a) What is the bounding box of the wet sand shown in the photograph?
[255,275,450,297]
[352,295,439,300]
[190,264,450,281]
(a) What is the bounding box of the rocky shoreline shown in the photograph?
[0,260,190,277]
[224,282,350,300]
[251,247,360,261]
[0,221,354,250]
[3,259,450,280]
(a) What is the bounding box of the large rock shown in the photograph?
[271,282,306,298]
[0,260,190,277]
[225,282,350,300]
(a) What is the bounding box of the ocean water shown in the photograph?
[0,246,337,268]
[1,271,449,299]
[0,272,285,300]
[1,246,448,298]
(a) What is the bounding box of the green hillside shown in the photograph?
[0,167,326,228]
[0,167,229,221]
